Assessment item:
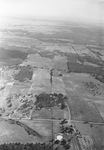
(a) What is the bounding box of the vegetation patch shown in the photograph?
[6,119,42,138]
[35,93,67,110]
[14,65,33,82]
[67,94,103,122]
[0,143,53,150]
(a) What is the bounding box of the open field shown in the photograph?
[0,18,104,149]
[67,93,103,122]
[94,102,104,120]
[74,122,104,150]
[0,119,43,144]
[31,107,69,120]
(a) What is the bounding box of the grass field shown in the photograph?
[31,106,69,120]
[0,119,43,144]
[67,93,103,122]
[20,119,61,141]
[75,122,104,150]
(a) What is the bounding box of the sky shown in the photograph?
[0,0,104,24]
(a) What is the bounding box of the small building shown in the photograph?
[55,133,64,141]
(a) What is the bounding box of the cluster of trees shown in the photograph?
[0,143,54,150]
[54,139,71,150]
[60,119,81,137]
[51,119,82,150]
[7,119,42,138]
[35,93,67,110]
[83,81,101,96]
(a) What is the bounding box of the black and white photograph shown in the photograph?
[0,0,104,149]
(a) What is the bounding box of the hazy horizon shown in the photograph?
[0,0,104,25]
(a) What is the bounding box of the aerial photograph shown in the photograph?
[0,0,104,150]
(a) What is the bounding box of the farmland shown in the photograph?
[0,18,104,149]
